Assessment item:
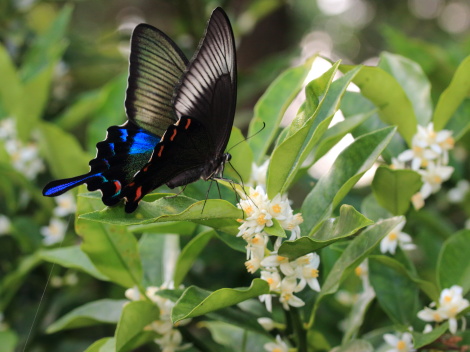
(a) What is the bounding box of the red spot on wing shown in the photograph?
[142,165,149,172]
[170,128,177,141]
[113,180,122,192]
[134,186,142,201]
[158,145,164,157]
[185,118,191,130]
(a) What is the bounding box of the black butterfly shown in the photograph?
[43,7,237,213]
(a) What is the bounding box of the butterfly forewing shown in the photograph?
[173,7,237,156]
[126,24,189,136]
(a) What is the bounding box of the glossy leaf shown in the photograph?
[437,230,470,293]
[309,217,403,327]
[378,52,432,125]
[174,230,216,287]
[138,234,166,287]
[267,64,361,197]
[412,323,449,349]
[0,44,22,119]
[39,246,109,281]
[264,218,286,238]
[0,330,17,352]
[434,55,470,130]
[341,65,417,145]
[115,301,159,352]
[38,122,91,179]
[248,57,314,163]
[84,337,116,352]
[80,196,241,236]
[47,299,127,333]
[335,340,373,352]
[369,256,419,325]
[279,205,373,260]
[225,127,253,183]
[371,166,422,215]
[301,126,396,236]
[76,194,143,288]
[172,279,269,323]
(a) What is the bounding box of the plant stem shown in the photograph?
[289,307,307,352]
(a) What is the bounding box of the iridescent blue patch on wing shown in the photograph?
[128,130,160,155]
[43,173,104,196]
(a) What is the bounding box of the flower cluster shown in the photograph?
[40,193,76,246]
[125,284,191,352]
[417,285,469,334]
[380,219,416,255]
[236,169,320,312]
[392,123,454,209]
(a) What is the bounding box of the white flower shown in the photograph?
[264,335,289,352]
[0,118,16,140]
[259,294,274,312]
[418,162,454,199]
[250,160,269,187]
[397,146,438,170]
[40,218,67,245]
[411,192,425,210]
[418,285,469,334]
[245,233,268,261]
[380,220,416,255]
[154,328,191,352]
[294,253,321,291]
[268,194,291,221]
[438,285,470,334]
[245,257,262,274]
[257,317,275,331]
[261,270,281,291]
[125,286,143,301]
[391,157,406,170]
[261,253,295,277]
[0,215,11,235]
[279,277,305,310]
[53,193,77,217]
[447,180,470,203]
[383,332,415,352]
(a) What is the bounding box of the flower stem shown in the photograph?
[288,307,307,352]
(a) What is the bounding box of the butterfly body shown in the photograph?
[43,8,237,213]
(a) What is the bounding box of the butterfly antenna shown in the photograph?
[227,161,259,212]
[227,122,266,153]
[202,180,214,214]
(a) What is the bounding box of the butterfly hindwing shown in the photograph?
[43,122,160,206]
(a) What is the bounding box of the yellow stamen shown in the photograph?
[396,340,406,350]
[433,175,442,184]
[272,204,281,213]
[388,232,398,241]
[355,266,363,276]
[276,255,287,262]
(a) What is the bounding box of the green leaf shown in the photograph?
[172,279,269,323]
[0,330,18,352]
[264,218,286,238]
[341,287,375,343]
[0,254,41,312]
[76,194,143,288]
[56,89,108,130]
[80,197,241,236]
[434,55,470,130]
[445,99,470,141]
[371,166,423,215]
[267,64,361,197]
[38,121,90,179]
[411,323,449,349]
[115,301,159,352]
[360,194,393,222]
[437,229,470,293]
[47,299,126,333]
[203,321,272,351]
[301,126,396,236]
[309,217,403,328]
[225,127,253,183]
[139,234,166,287]
[39,246,109,281]
[279,205,373,260]
[248,57,314,163]
[174,230,216,287]
[130,221,196,235]
[378,52,432,125]
[312,109,375,163]
[335,339,373,352]
[0,44,22,119]
[84,337,115,352]
[341,65,417,145]
[369,256,419,325]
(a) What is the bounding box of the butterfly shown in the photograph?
[43,7,237,213]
